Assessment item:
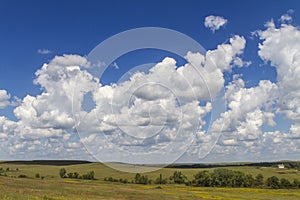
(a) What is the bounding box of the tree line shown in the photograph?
[104,169,300,189]
[59,168,95,180]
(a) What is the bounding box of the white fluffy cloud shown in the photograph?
[204,15,228,32]
[0,33,248,162]
[204,17,300,161]
[78,35,247,163]
[211,78,277,146]
[0,90,10,109]
[258,20,300,123]
[14,54,98,130]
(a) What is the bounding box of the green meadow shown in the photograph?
[0,161,300,199]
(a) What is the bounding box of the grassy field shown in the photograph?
[0,161,300,199]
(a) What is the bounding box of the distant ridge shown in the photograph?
[1,160,299,168]
[166,161,300,169]
[0,160,92,166]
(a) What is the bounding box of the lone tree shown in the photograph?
[59,168,67,178]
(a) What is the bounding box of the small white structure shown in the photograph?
[278,164,285,169]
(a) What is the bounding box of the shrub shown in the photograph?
[67,172,74,178]
[73,172,79,179]
[18,174,27,178]
[35,173,40,178]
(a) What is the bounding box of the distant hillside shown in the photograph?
[1,160,300,168]
[0,160,91,166]
[166,161,300,169]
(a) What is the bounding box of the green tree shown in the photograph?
[266,176,280,189]
[193,170,211,187]
[293,179,300,188]
[134,173,149,184]
[135,173,141,183]
[280,178,292,188]
[59,168,66,178]
[86,171,95,180]
[255,174,264,187]
[170,171,187,184]
[155,174,167,184]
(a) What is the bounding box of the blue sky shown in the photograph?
[1,0,300,165]
[1,0,298,96]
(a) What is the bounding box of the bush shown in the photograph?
[67,172,74,178]
[73,172,79,179]
[35,173,40,178]
[18,174,27,178]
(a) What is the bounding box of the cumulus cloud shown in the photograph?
[14,54,98,131]
[204,15,300,161]
[258,19,300,123]
[0,90,10,109]
[204,15,228,32]
[211,78,277,146]
[74,35,247,163]
[0,33,249,162]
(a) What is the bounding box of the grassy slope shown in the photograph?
[0,162,300,199]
